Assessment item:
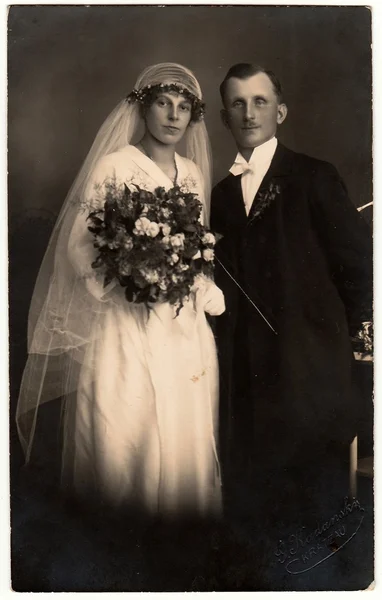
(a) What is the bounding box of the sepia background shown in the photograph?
[8,5,372,224]
[8,5,373,592]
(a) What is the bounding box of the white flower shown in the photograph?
[179,263,189,271]
[202,232,216,245]
[169,253,179,265]
[140,268,159,284]
[134,216,151,234]
[172,274,179,284]
[95,235,108,248]
[170,233,185,249]
[177,198,186,207]
[134,216,160,238]
[133,228,145,236]
[203,248,214,262]
[107,239,121,249]
[158,280,168,291]
[119,261,132,276]
[123,235,133,251]
[106,227,126,248]
[162,235,171,248]
[192,250,201,260]
[146,222,160,238]
[160,223,172,236]
[161,208,171,219]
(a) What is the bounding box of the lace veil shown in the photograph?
[16,63,213,462]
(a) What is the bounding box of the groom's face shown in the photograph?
[221,72,287,152]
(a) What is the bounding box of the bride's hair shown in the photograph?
[16,63,213,464]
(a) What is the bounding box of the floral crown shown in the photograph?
[126,82,205,122]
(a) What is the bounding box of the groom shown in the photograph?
[211,63,372,529]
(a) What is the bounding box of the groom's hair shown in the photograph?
[219,63,283,105]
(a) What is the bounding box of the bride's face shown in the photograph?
[144,91,192,145]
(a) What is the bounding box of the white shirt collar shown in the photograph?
[229,137,278,175]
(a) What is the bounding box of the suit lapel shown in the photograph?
[224,171,248,227]
[247,143,294,221]
[221,143,294,225]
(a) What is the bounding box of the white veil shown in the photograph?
[16,63,213,463]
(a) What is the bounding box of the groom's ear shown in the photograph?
[277,103,288,125]
[220,109,230,130]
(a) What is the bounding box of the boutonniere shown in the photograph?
[249,181,281,222]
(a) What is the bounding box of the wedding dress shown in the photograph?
[61,145,222,518]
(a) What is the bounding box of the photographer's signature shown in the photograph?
[274,497,365,574]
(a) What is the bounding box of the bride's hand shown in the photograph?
[200,280,226,316]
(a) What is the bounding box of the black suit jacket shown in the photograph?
[211,143,372,470]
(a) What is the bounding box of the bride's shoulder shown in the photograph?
[178,154,197,171]
[92,146,140,180]
[177,155,202,183]
[98,145,136,166]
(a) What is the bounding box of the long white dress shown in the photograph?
[62,145,222,518]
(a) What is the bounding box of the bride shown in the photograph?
[16,63,225,519]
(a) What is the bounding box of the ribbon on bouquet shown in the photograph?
[214,255,278,336]
[195,229,278,336]
[357,201,373,212]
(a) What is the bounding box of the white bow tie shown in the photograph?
[230,163,255,176]
[230,159,255,177]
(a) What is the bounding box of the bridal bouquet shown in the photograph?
[87,179,219,313]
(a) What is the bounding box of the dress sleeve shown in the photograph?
[67,156,118,301]
[309,163,373,337]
